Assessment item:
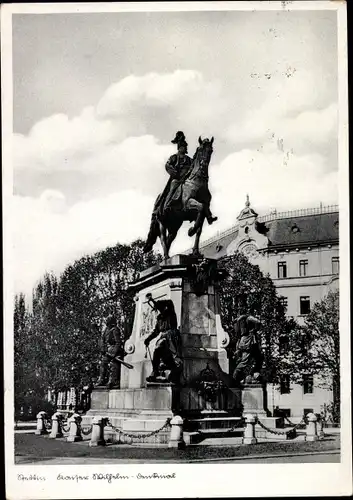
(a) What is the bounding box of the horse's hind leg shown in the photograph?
[187,199,204,237]
[192,215,205,257]
[158,221,169,259]
[166,219,182,256]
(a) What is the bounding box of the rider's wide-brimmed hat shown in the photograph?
[171,131,186,144]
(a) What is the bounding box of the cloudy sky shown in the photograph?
[12,7,339,296]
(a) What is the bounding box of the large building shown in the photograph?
[197,198,339,418]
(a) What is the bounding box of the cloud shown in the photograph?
[12,189,158,297]
[210,143,338,220]
[12,69,339,294]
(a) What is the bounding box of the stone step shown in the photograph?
[185,429,244,445]
[185,416,243,431]
[189,417,242,422]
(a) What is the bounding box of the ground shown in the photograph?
[15,432,340,464]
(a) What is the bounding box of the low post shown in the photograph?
[168,415,186,449]
[35,411,48,435]
[315,413,325,439]
[305,412,319,441]
[242,414,257,445]
[66,413,83,442]
[89,416,106,447]
[49,412,64,439]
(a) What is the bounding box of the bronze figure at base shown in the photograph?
[144,294,183,385]
[229,314,264,387]
[95,314,126,389]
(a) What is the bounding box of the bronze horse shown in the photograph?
[144,136,215,259]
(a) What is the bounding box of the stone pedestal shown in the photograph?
[87,255,239,443]
[241,384,267,418]
[121,255,230,392]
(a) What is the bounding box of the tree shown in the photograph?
[22,240,161,394]
[302,290,340,421]
[14,290,55,419]
[218,251,298,383]
[14,293,29,417]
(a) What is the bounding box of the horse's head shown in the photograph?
[193,136,214,174]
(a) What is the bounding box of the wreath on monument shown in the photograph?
[194,363,226,403]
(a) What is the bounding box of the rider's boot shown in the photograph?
[146,371,158,383]
[207,216,218,225]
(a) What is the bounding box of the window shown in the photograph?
[278,261,287,278]
[280,297,288,310]
[280,375,290,394]
[303,375,314,394]
[300,296,311,315]
[332,256,339,274]
[299,259,308,277]
[304,408,314,417]
[274,407,291,418]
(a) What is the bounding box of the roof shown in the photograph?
[196,209,339,259]
[265,212,339,249]
[198,228,239,259]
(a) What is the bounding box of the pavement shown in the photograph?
[15,450,340,465]
[15,432,340,465]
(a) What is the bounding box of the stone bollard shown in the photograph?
[168,415,186,449]
[89,416,106,447]
[35,411,48,435]
[66,413,83,442]
[49,412,64,439]
[305,412,319,441]
[315,413,325,439]
[242,414,257,445]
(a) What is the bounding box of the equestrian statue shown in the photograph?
[143,131,217,259]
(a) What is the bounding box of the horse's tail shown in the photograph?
[143,216,160,253]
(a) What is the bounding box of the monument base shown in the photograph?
[84,384,242,445]
[241,384,268,417]
[84,386,177,445]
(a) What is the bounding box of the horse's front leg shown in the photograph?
[192,215,205,257]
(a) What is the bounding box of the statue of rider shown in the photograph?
[144,297,183,384]
[143,131,217,252]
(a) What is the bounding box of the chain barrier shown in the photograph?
[256,416,306,436]
[61,420,71,433]
[226,418,245,432]
[44,418,52,430]
[80,423,93,436]
[106,418,171,443]
[284,415,307,428]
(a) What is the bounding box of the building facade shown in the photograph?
[197,198,339,418]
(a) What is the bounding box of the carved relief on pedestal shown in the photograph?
[139,302,158,339]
